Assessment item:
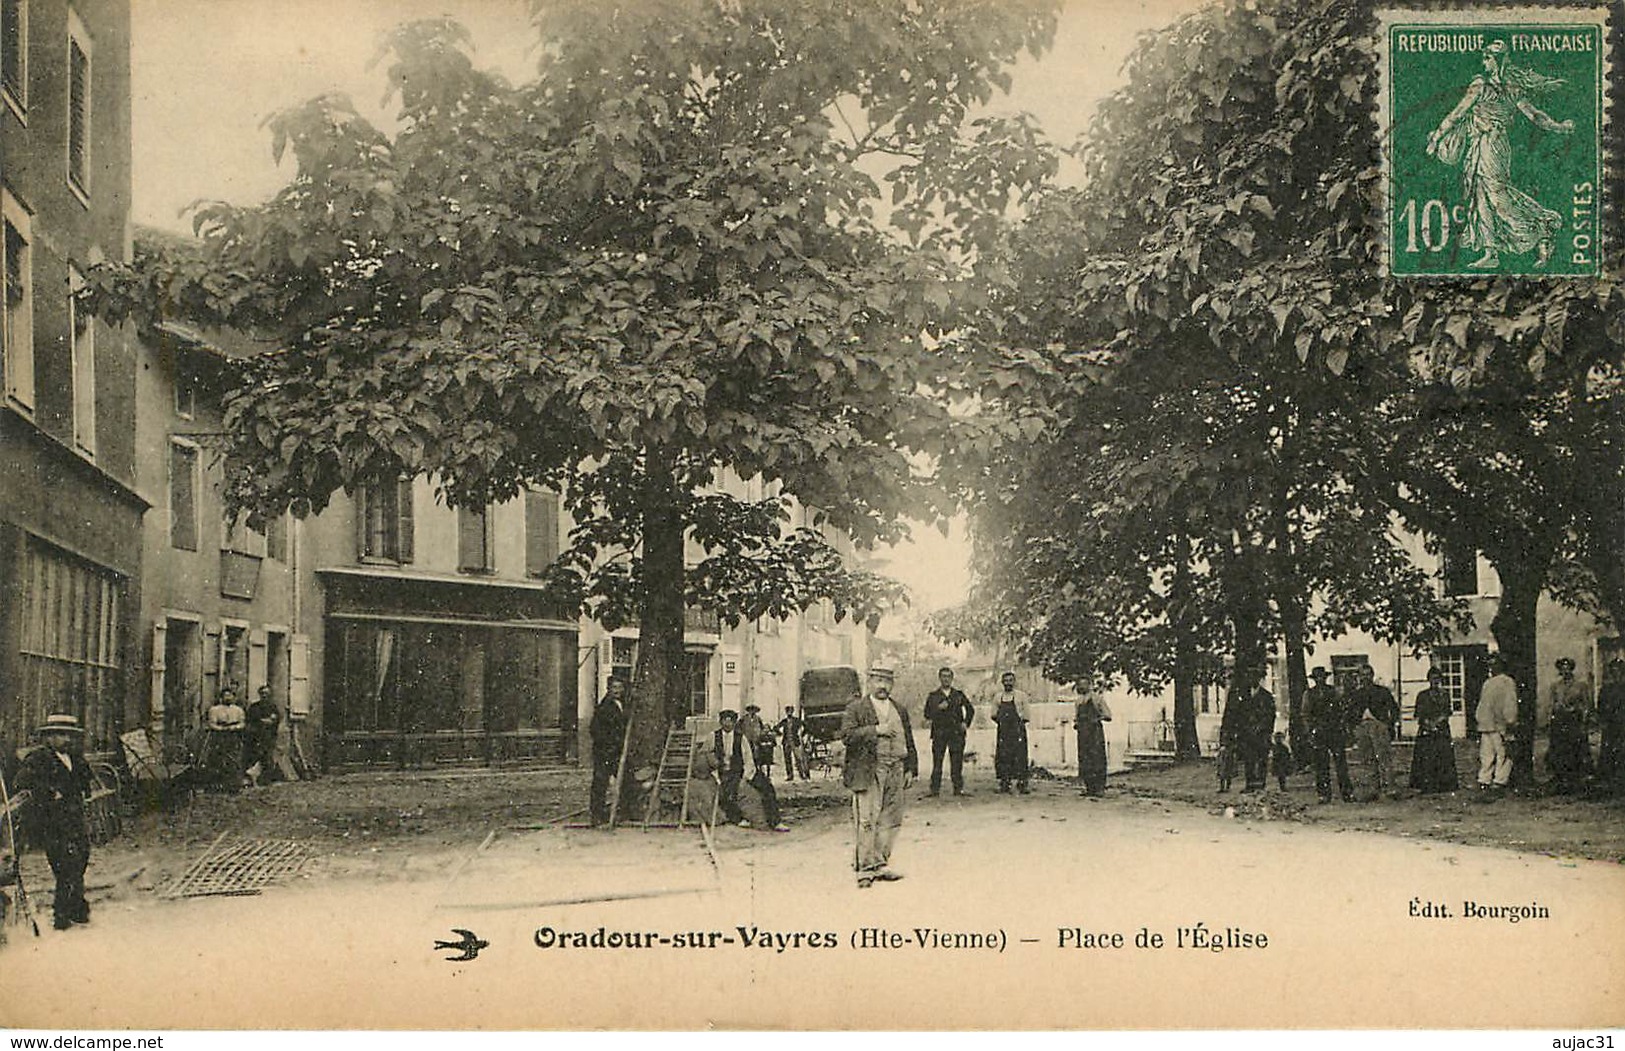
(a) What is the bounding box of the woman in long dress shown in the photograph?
[1074,694,1112,797]
[1408,669,1459,793]
[1426,40,1574,269]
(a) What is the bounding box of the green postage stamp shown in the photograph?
[1379,7,1611,277]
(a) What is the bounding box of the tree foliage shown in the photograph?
[954,0,1621,764]
[88,0,1061,791]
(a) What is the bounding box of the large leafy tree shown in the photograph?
[90,1,1060,801]
[956,0,1613,760]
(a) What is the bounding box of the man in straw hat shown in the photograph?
[15,714,95,930]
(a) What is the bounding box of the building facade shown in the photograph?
[132,320,301,755]
[299,479,579,770]
[1,0,142,757]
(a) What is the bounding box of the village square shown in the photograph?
[1,0,1623,1033]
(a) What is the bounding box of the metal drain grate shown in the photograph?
[164,833,312,898]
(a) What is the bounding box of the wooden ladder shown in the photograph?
[643,726,707,830]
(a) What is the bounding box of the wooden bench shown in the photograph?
[120,729,195,810]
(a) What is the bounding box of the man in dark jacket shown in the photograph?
[15,714,94,930]
[246,685,283,786]
[588,677,628,826]
[922,667,975,796]
[1302,666,1354,803]
[1234,669,1277,793]
[842,671,918,888]
[714,710,786,831]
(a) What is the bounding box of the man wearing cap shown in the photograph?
[15,715,95,930]
[922,667,975,797]
[588,676,628,826]
[1301,666,1353,803]
[842,670,918,888]
[1544,657,1593,793]
[714,710,787,831]
[775,706,810,782]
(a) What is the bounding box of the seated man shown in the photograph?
[713,710,787,832]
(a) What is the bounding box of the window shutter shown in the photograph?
[1,0,21,101]
[525,489,559,576]
[68,39,89,191]
[150,621,168,726]
[458,505,488,571]
[354,485,368,560]
[289,635,311,717]
[395,478,414,563]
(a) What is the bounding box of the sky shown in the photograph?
[128,0,1202,614]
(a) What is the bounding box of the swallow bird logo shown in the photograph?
[434,928,489,961]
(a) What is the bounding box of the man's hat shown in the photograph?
[36,714,85,736]
[719,709,738,720]
[744,704,761,713]
[1309,666,1330,679]
[1555,657,1576,670]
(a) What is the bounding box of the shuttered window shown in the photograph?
[524,488,559,576]
[2,191,34,410]
[1,0,24,111]
[70,265,95,455]
[66,18,92,197]
[359,478,414,563]
[169,441,199,550]
[458,504,492,573]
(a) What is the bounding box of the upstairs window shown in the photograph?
[1,0,25,115]
[69,265,94,455]
[169,440,199,551]
[1440,537,1478,597]
[458,504,492,573]
[359,478,414,564]
[524,488,559,576]
[2,189,33,411]
[66,13,92,200]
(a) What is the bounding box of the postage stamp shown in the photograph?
[1378,7,1611,278]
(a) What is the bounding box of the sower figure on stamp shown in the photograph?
[842,670,917,888]
[923,666,974,797]
[588,676,627,827]
[15,715,94,930]
[1426,39,1574,270]
[992,671,1032,794]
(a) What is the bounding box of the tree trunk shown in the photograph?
[1268,492,1309,765]
[1278,590,1309,765]
[617,449,690,821]
[1489,560,1542,789]
[1171,548,1201,760]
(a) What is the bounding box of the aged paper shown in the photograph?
[1,0,1621,1034]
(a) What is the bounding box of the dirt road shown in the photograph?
[2,778,1620,1030]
